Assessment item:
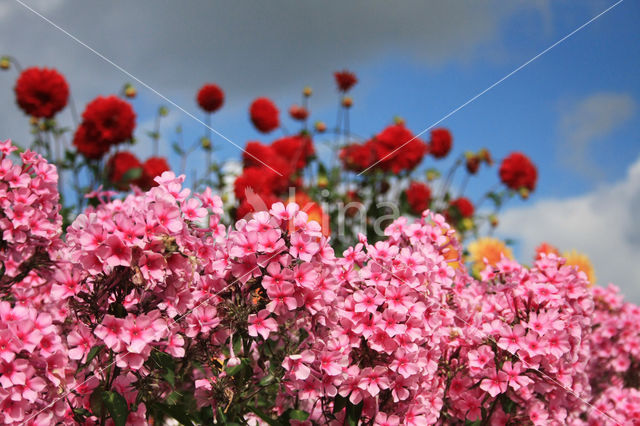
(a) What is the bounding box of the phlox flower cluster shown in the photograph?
[1,139,640,425]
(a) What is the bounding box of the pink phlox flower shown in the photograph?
[67,323,95,361]
[97,235,132,269]
[282,350,315,380]
[497,323,525,354]
[468,345,494,372]
[383,284,414,314]
[181,198,207,221]
[290,232,319,262]
[265,281,297,313]
[379,309,407,338]
[501,361,533,391]
[353,288,384,314]
[375,412,401,426]
[480,368,508,397]
[247,309,278,340]
[94,315,124,351]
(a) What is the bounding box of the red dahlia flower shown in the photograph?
[107,151,142,189]
[429,128,453,159]
[72,123,110,159]
[340,141,378,173]
[139,157,171,190]
[334,70,357,92]
[250,97,279,133]
[288,104,309,121]
[499,152,537,191]
[271,135,315,170]
[234,167,289,201]
[406,182,431,214]
[82,95,136,145]
[197,83,224,113]
[373,124,427,174]
[449,197,474,218]
[14,67,69,118]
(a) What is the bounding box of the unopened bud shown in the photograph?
[158,106,169,117]
[519,187,530,199]
[124,83,136,98]
[393,116,405,125]
[201,137,212,150]
[341,96,353,108]
[0,57,10,70]
[461,218,474,231]
[426,169,439,182]
[489,214,498,227]
[314,121,327,133]
[29,117,39,126]
[317,176,329,188]
[303,86,312,97]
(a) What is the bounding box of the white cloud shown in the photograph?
[498,156,640,303]
[558,92,635,177]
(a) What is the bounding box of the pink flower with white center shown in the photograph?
[353,288,384,313]
[375,412,401,426]
[98,235,132,269]
[181,198,207,221]
[468,345,494,372]
[501,361,533,391]
[289,232,319,262]
[480,368,508,397]
[120,315,156,354]
[497,324,525,354]
[247,309,278,340]
[358,366,390,397]
[283,350,315,380]
[67,323,94,361]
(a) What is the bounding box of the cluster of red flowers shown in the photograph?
[107,151,170,191]
[14,67,69,118]
[406,181,432,214]
[72,95,136,159]
[334,70,358,92]
[234,134,315,218]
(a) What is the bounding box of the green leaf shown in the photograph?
[153,402,195,426]
[72,407,92,422]
[258,374,275,387]
[333,395,348,414]
[487,192,502,208]
[345,400,363,426]
[288,410,309,421]
[150,350,176,387]
[90,387,104,417]
[79,344,105,371]
[102,390,129,426]
[121,167,143,183]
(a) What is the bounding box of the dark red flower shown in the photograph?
[72,123,110,159]
[107,151,142,189]
[243,141,277,169]
[466,155,480,174]
[271,135,315,170]
[373,124,427,173]
[430,128,453,159]
[82,96,136,145]
[14,67,69,118]
[406,181,431,214]
[197,84,224,113]
[289,105,309,121]
[499,152,537,191]
[334,70,357,92]
[139,156,171,190]
[449,197,474,218]
[234,167,289,201]
[340,141,378,173]
[250,97,279,133]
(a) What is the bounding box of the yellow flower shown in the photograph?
[468,237,513,275]
[563,250,596,286]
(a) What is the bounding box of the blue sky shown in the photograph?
[0,0,638,298]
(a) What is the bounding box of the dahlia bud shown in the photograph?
[341,96,353,108]
[29,117,39,126]
[124,83,137,98]
[479,148,493,165]
[201,137,212,150]
[221,193,229,203]
[466,155,480,174]
[317,175,329,188]
[393,116,405,125]
[303,86,312,97]
[314,121,327,133]
[158,106,169,117]
[0,56,10,70]
[426,169,440,182]
[461,218,474,231]
[519,187,530,199]
[489,214,499,228]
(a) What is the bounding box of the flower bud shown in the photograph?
[201,137,212,150]
[158,106,169,117]
[317,175,329,188]
[489,214,499,227]
[341,96,353,108]
[29,116,39,126]
[426,169,439,182]
[314,121,327,133]
[519,187,530,199]
[0,56,10,70]
[124,83,137,98]
[303,86,312,97]
[461,217,474,231]
[479,148,493,165]
[393,116,405,125]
